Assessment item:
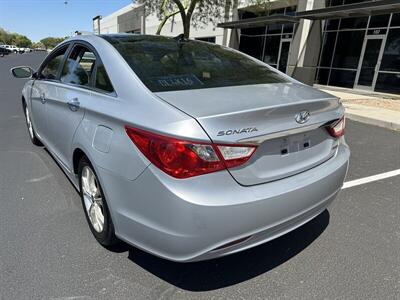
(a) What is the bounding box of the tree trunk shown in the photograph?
[156,18,168,35]
[171,0,199,39]
[183,16,191,39]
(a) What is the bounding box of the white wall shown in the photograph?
[144,13,225,44]
[94,0,297,43]
[95,3,139,34]
[94,3,231,45]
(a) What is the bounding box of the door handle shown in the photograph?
[40,93,46,104]
[67,98,80,112]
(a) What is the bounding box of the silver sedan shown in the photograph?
[11,34,349,262]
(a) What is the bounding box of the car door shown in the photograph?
[45,43,98,171]
[30,45,70,143]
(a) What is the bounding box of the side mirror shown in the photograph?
[10,66,34,79]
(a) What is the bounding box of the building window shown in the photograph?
[239,26,266,60]
[317,3,400,93]
[391,13,400,27]
[326,0,370,6]
[339,17,368,29]
[329,69,357,88]
[325,19,339,31]
[369,15,390,29]
[238,6,296,73]
[375,73,400,93]
[332,30,364,69]
[327,0,344,7]
[263,36,280,67]
[380,28,400,72]
[194,36,216,43]
[343,0,368,4]
[316,68,330,85]
[319,32,337,67]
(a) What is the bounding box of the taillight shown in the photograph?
[327,117,345,138]
[125,126,257,179]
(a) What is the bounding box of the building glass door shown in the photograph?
[278,39,291,73]
[354,35,386,90]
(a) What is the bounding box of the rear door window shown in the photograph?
[61,45,96,87]
[94,65,114,93]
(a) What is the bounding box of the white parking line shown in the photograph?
[342,169,400,189]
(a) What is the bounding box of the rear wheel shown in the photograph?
[24,104,42,146]
[78,156,118,246]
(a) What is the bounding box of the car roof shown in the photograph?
[65,33,192,45]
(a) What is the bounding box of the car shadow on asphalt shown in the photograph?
[111,209,330,291]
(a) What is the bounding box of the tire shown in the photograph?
[23,103,43,146]
[78,156,118,246]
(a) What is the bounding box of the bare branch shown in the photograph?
[171,0,187,20]
[156,10,180,34]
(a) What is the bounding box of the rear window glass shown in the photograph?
[102,35,287,92]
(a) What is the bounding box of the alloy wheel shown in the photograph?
[25,106,34,139]
[81,166,105,233]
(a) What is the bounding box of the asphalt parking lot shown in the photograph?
[1,52,399,300]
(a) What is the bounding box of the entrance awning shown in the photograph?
[296,0,400,20]
[217,15,299,29]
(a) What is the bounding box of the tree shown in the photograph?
[13,35,32,48]
[32,42,45,49]
[247,0,272,16]
[40,37,67,49]
[0,28,12,44]
[155,0,184,35]
[141,0,225,39]
[0,27,32,47]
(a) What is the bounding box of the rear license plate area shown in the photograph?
[279,134,311,156]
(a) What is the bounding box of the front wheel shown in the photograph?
[24,104,42,146]
[79,157,118,246]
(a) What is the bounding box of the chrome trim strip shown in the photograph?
[238,122,326,144]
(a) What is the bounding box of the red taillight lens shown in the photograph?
[125,126,257,179]
[327,117,345,138]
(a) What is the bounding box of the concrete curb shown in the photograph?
[345,112,400,132]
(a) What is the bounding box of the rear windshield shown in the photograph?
[102,35,287,92]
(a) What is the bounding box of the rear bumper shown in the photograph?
[99,144,350,262]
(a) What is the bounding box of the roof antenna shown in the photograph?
[173,33,186,42]
[173,33,187,48]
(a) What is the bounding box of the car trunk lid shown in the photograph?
[156,82,343,186]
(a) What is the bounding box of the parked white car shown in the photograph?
[19,47,31,53]
[4,45,22,53]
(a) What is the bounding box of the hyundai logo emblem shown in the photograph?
[295,110,310,124]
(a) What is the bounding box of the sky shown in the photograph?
[0,0,134,42]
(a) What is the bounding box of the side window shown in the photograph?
[61,45,96,87]
[40,46,68,80]
[95,65,114,93]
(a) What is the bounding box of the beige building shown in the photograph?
[93,0,400,94]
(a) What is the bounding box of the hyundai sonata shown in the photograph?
[11,34,349,262]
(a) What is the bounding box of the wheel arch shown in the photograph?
[71,146,119,235]
[72,148,87,175]
[22,95,26,108]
